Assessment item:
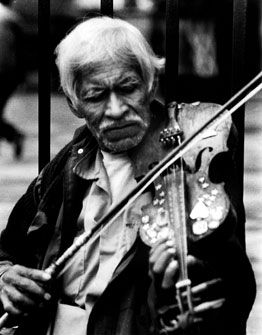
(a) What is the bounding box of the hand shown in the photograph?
[0,264,52,316]
[149,238,225,332]
[158,279,225,333]
[149,237,178,290]
[149,237,199,287]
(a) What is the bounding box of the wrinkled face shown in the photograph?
[76,62,152,153]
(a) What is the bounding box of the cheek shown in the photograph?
[80,103,104,127]
[126,91,150,111]
[129,93,151,119]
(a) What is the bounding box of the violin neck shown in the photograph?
[165,160,188,281]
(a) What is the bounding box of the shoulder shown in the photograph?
[35,125,89,199]
[43,125,87,170]
[35,143,73,201]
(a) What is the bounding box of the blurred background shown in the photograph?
[10,0,262,100]
[0,0,261,333]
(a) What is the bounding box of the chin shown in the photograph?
[101,135,145,153]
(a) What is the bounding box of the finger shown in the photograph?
[150,236,169,249]
[2,268,51,300]
[150,236,175,254]
[162,259,179,289]
[150,238,176,265]
[194,298,225,314]
[1,284,49,316]
[191,278,223,296]
[2,278,51,304]
[151,247,176,274]
[13,265,51,282]
[16,276,50,300]
[1,292,24,316]
[2,266,51,292]
[192,316,203,324]
[149,239,169,262]
[187,255,199,266]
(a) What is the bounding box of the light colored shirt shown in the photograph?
[48,149,151,335]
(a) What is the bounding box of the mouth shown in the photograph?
[103,122,142,140]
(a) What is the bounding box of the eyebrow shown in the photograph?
[84,74,141,90]
[117,75,141,84]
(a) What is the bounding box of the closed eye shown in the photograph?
[116,79,141,94]
[80,88,107,102]
[117,84,138,94]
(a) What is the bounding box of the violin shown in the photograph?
[0,72,261,330]
[139,101,232,330]
[139,101,231,246]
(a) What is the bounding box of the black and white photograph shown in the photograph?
[0,1,261,334]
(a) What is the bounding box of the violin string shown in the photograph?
[171,146,188,282]
[178,156,188,280]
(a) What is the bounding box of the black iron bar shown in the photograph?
[101,0,113,17]
[231,0,247,247]
[165,0,179,105]
[38,0,51,172]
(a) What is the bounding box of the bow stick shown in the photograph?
[0,71,261,330]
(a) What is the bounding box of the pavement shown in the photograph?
[0,90,262,334]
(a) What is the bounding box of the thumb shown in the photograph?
[162,259,179,289]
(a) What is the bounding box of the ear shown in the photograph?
[66,97,84,118]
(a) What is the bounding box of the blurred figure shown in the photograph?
[0,0,25,159]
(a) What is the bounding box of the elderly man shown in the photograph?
[0,17,255,335]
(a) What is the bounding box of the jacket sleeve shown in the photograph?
[0,137,73,268]
[0,176,40,265]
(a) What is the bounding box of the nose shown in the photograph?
[105,92,128,119]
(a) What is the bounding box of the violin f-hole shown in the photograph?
[194,147,213,173]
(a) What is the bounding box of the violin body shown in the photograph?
[139,102,232,246]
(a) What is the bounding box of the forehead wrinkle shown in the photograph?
[79,56,143,80]
[83,69,141,90]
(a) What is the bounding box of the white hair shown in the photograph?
[55,16,164,109]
